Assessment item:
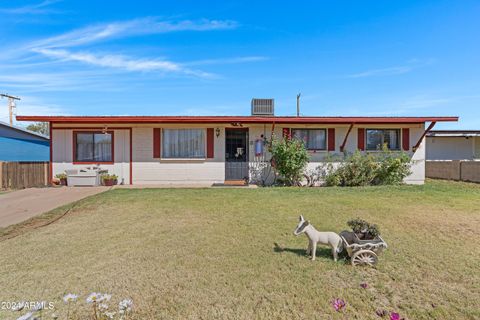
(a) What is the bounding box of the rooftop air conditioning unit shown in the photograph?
[251,98,274,116]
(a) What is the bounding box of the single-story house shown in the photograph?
[0,121,50,161]
[427,130,480,160]
[17,102,458,185]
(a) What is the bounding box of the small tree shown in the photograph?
[26,122,49,136]
[269,135,309,186]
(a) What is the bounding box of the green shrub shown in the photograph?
[101,174,118,181]
[324,145,411,186]
[347,218,370,233]
[55,173,67,179]
[374,148,412,185]
[269,135,309,186]
[347,218,381,239]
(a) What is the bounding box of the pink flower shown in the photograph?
[331,298,346,312]
[390,312,401,320]
[360,282,368,289]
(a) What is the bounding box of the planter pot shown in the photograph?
[354,233,383,244]
[102,179,117,186]
[59,178,67,186]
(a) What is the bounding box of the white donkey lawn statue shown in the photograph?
[293,215,343,262]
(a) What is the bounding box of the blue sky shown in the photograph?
[0,0,479,129]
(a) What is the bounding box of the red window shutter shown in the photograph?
[327,128,335,151]
[402,128,410,151]
[153,128,161,158]
[282,128,291,139]
[206,128,214,158]
[357,128,365,151]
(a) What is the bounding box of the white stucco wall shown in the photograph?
[426,136,476,160]
[51,122,426,185]
[247,123,425,185]
[51,128,131,184]
[131,125,225,184]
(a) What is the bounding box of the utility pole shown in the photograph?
[1,93,21,126]
[296,93,301,117]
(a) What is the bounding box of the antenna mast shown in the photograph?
[1,93,21,126]
[296,93,301,117]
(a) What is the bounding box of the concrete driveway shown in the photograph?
[0,187,108,228]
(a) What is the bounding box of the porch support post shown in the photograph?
[340,123,354,152]
[270,121,276,136]
[413,121,436,152]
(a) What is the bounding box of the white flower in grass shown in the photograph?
[104,311,116,319]
[16,312,33,320]
[51,313,58,319]
[98,303,109,311]
[99,293,112,302]
[13,301,26,311]
[63,293,79,303]
[119,299,133,313]
[86,292,102,303]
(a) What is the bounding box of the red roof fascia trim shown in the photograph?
[16,116,459,124]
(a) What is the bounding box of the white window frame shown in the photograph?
[161,128,207,160]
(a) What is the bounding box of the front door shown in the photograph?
[225,128,249,181]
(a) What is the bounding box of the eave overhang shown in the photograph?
[16,115,459,125]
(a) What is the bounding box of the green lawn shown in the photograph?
[1,180,479,319]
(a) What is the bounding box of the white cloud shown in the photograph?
[0,0,62,15]
[31,18,238,49]
[0,71,114,91]
[346,66,413,78]
[345,59,436,79]
[21,18,250,78]
[185,56,268,66]
[32,48,214,77]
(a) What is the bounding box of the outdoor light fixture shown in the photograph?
[215,127,220,138]
[102,125,108,134]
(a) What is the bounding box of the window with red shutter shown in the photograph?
[357,128,365,151]
[402,128,410,151]
[206,128,214,158]
[153,128,161,158]
[328,128,335,151]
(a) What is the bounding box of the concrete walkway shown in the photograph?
[0,187,108,228]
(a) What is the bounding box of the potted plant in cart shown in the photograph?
[55,173,68,186]
[347,218,381,242]
[101,174,118,186]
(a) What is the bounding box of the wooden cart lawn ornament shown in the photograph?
[340,231,388,267]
